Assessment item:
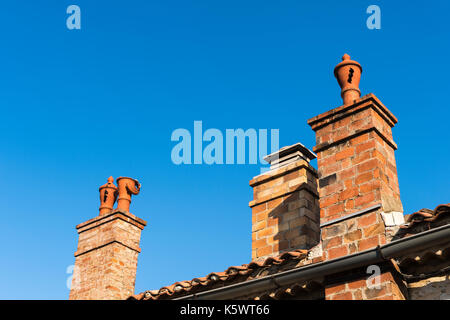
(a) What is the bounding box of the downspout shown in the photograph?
[174,224,450,300]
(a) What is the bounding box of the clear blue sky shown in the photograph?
[0,1,448,299]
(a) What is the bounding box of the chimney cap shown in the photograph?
[99,176,117,191]
[264,143,316,169]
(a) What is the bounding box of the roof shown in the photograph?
[395,203,450,239]
[130,203,450,300]
[129,249,323,300]
[402,203,450,229]
[396,245,450,277]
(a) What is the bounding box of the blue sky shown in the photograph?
[0,1,449,299]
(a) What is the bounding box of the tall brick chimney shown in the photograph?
[249,143,320,261]
[69,177,146,300]
[307,54,406,300]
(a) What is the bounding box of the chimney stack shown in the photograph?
[249,143,320,261]
[69,177,146,300]
[307,54,406,300]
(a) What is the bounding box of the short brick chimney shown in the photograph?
[69,177,146,300]
[249,143,320,261]
[307,54,406,300]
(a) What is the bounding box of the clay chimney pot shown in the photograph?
[98,176,118,215]
[116,177,141,212]
[334,54,363,105]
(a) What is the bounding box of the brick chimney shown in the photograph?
[69,177,146,300]
[307,54,406,300]
[249,143,320,261]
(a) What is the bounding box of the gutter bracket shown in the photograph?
[270,275,282,289]
[376,245,386,260]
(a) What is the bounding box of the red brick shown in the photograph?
[322,162,341,177]
[362,223,384,238]
[324,236,343,249]
[255,211,268,222]
[345,199,354,210]
[339,187,359,201]
[321,181,344,197]
[256,245,273,257]
[343,179,353,189]
[344,229,362,243]
[359,181,380,194]
[355,172,373,185]
[372,149,386,166]
[358,212,378,228]
[267,197,283,210]
[348,119,367,133]
[252,238,267,249]
[330,291,353,300]
[347,279,366,290]
[256,227,273,238]
[326,283,346,295]
[341,157,352,169]
[350,132,370,146]
[252,203,267,214]
[318,155,336,168]
[357,159,379,173]
[252,220,266,232]
[364,285,389,300]
[354,192,376,207]
[335,147,355,161]
[355,140,376,154]
[332,116,352,130]
[352,289,364,300]
[352,150,371,165]
[320,193,339,208]
[328,245,349,260]
[358,236,380,251]
[339,167,356,181]
[326,203,345,217]
[283,170,299,183]
[267,217,279,227]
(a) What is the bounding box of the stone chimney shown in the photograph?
[307,54,406,300]
[69,177,146,300]
[249,143,320,261]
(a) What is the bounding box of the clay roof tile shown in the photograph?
[129,249,309,300]
[401,203,450,229]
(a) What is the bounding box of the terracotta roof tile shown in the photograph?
[396,246,450,278]
[401,203,450,229]
[255,281,323,300]
[129,249,309,300]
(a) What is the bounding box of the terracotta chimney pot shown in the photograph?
[334,54,363,105]
[116,177,141,212]
[98,176,118,215]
